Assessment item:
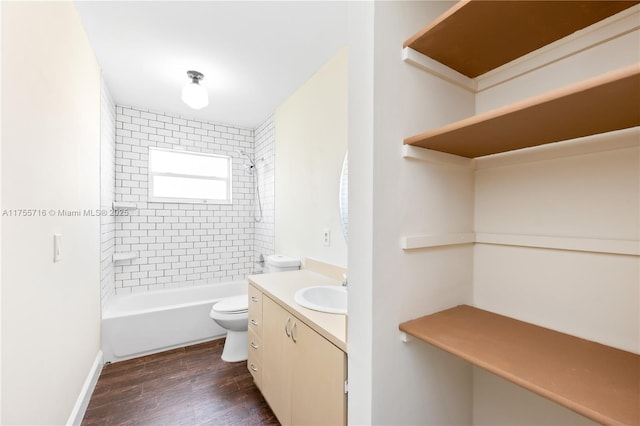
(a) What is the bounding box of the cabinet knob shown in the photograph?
[251,296,259,302]
[291,322,297,343]
[285,317,291,337]
[251,341,259,349]
[250,319,259,326]
[250,363,258,372]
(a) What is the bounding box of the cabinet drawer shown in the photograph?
[248,285,263,316]
[248,286,263,336]
[249,310,262,335]
[248,328,262,364]
[248,351,262,390]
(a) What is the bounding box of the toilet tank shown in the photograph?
[265,254,300,273]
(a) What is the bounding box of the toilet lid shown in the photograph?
[213,295,248,313]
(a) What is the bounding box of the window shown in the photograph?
[148,147,232,204]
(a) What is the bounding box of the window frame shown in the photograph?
[147,147,233,205]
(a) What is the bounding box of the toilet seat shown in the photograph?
[212,295,248,314]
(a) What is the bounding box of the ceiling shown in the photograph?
[74,1,348,129]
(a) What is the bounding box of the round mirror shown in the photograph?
[339,152,348,242]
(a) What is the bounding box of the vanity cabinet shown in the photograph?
[260,295,346,426]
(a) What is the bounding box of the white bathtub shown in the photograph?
[102,281,247,363]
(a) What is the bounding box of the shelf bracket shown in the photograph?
[400,332,414,343]
[401,232,476,250]
[403,145,476,169]
[402,47,478,93]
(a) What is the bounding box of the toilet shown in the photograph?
[209,295,250,362]
[210,254,301,362]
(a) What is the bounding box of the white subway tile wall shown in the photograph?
[100,80,116,304]
[254,114,276,268]
[113,105,269,293]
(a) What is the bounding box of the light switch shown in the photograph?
[53,234,62,262]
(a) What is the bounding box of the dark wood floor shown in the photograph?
[82,339,279,426]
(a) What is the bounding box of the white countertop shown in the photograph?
[248,269,347,352]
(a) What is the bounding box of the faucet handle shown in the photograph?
[341,273,348,287]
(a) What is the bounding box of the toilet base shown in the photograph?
[221,330,248,362]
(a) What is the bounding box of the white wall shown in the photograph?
[113,106,256,293]
[369,2,476,424]
[472,9,640,425]
[345,3,375,423]
[473,144,639,424]
[100,79,116,304]
[254,114,276,267]
[1,2,102,424]
[274,48,348,268]
[348,2,477,423]
[474,146,639,351]
[472,368,598,426]
[0,3,4,421]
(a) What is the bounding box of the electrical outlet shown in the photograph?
[323,228,331,246]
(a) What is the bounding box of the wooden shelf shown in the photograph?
[399,305,640,425]
[404,64,640,158]
[404,0,639,78]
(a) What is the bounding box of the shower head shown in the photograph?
[236,149,253,162]
[235,148,264,222]
[236,149,256,175]
[236,149,263,172]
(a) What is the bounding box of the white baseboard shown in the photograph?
[66,350,103,426]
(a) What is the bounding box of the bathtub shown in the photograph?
[102,280,247,363]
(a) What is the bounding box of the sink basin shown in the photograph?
[294,286,347,315]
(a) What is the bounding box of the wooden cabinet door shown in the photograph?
[261,296,292,425]
[290,318,347,426]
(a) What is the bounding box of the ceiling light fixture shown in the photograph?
[182,70,208,109]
